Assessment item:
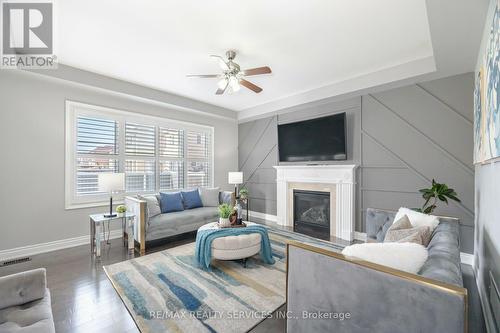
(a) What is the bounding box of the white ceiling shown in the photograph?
[56,0,487,119]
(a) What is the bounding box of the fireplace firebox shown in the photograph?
[293,190,330,240]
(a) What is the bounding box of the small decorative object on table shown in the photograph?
[218,203,233,228]
[116,205,127,217]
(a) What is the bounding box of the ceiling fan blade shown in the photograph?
[186,74,221,78]
[240,79,263,93]
[210,55,229,70]
[216,81,229,95]
[242,66,272,76]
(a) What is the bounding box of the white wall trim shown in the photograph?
[354,232,367,242]
[0,230,123,262]
[460,252,474,266]
[248,210,278,223]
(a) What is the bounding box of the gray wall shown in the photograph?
[0,68,238,252]
[239,72,474,253]
[474,1,500,331]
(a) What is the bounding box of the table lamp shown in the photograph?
[98,173,125,218]
[228,171,243,202]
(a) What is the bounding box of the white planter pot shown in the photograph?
[219,217,231,228]
[117,212,125,217]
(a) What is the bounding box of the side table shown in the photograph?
[89,212,136,259]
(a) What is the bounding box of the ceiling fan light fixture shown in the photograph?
[217,78,228,89]
[229,76,240,92]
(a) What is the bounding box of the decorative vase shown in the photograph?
[117,212,125,217]
[219,217,231,228]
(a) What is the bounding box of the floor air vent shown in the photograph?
[1,257,32,267]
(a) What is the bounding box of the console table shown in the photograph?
[89,212,135,259]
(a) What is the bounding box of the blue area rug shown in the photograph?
[104,226,344,333]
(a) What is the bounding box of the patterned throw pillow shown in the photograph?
[384,215,432,246]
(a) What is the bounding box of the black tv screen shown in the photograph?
[278,113,347,162]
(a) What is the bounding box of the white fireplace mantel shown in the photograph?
[273,164,358,241]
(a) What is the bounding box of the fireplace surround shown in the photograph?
[274,164,357,241]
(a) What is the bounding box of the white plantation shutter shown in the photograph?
[125,160,155,192]
[67,102,214,207]
[159,127,184,158]
[125,123,155,156]
[159,160,184,190]
[187,131,212,188]
[77,116,118,154]
[125,123,156,192]
[75,116,119,196]
[159,127,185,190]
[76,158,118,195]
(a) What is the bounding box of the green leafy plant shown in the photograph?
[239,187,249,200]
[218,203,234,218]
[417,179,460,214]
[116,205,127,213]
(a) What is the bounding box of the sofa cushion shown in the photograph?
[147,207,218,241]
[0,289,55,333]
[181,189,203,209]
[159,192,184,213]
[0,268,46,310]
[137,194,161,219]
[199,187,220,207]
[418,220,463,286]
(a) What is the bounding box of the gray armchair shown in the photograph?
[0,268,55,333]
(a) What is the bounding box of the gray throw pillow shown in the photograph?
[137,194,161,219]
[199,187,220,207]
[384,214,432,246]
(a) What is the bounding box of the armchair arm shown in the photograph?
[125,196,147,255]
[0,268,47,310]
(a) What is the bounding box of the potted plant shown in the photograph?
[116,205,127,217]
[415,179,461,214]
[218,203,233,228]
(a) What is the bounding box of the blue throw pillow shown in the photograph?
[159,192,184,213]
[182,189,203,209]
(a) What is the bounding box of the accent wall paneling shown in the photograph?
[238,72,475,253]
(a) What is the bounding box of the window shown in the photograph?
[65,101,214,208]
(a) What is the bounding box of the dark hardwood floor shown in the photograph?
[0,236,193,333]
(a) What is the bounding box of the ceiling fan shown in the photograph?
[187,50,272,95]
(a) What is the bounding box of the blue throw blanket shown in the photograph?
[195,225,275,269]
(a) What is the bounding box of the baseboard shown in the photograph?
[460,252,474,266]
[354,232,367,241]
[0,230,123,262]
[248,210,278,223]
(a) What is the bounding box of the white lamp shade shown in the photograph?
[98,173,125,193]
[228,172,243,185]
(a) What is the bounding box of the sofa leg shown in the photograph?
[242,258,247,268]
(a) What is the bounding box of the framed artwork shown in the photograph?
[475,4,500,164]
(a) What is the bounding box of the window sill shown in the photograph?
[65,200,125,210]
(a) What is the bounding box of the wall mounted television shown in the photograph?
[278,112,347,162]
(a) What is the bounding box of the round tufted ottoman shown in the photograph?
[197,222,262,264]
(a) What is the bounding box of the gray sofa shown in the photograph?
[0,268,55,333]
[125,190,232,254]
[286,208,468,333]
